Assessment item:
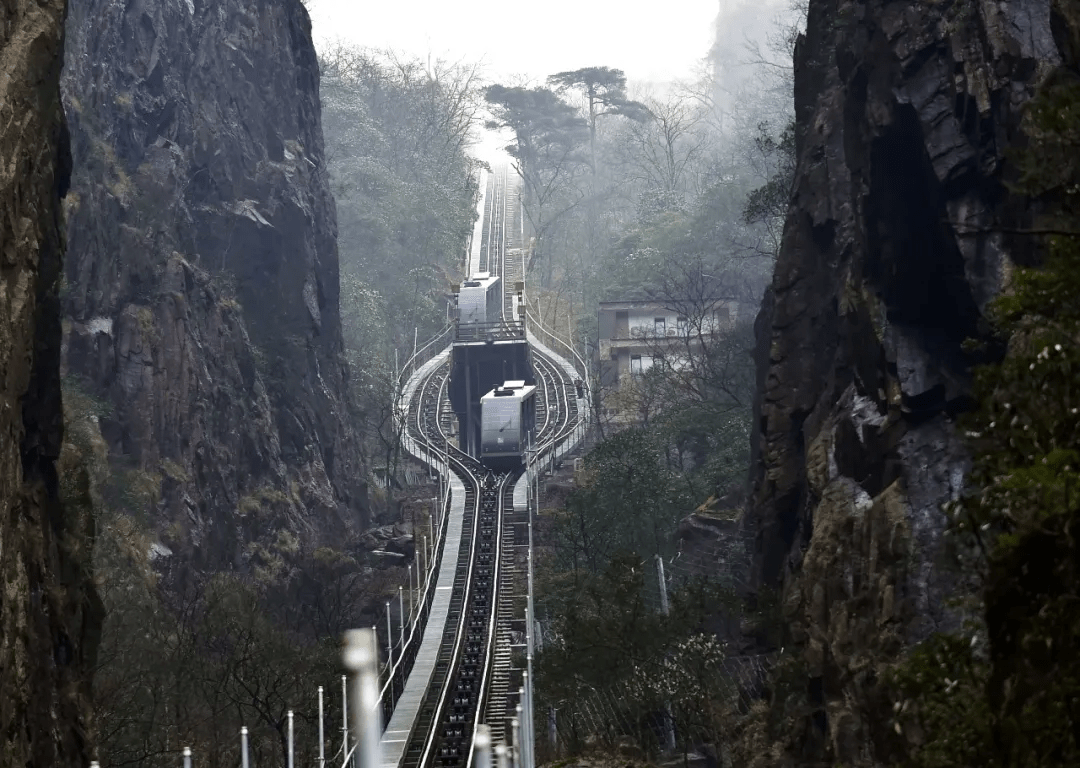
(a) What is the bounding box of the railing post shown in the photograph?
[343,628,382,768]
[422,534,429,586]
[523,672,533,768]
[517,699,526,758]
[510,716,520,768]
[473,724,493,768]
[517,695,527,768]
[385,602,393,670]
[495,744,509,768]
[318,685,326,768]
[240,726,250,768]
[183,747,192,768]
[342,674,349,762]
[398,586,405,649]
[287,710,295,768]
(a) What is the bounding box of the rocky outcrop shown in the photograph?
[1,0,101,764]
[747,0,1064,762]
[60,0,366,568]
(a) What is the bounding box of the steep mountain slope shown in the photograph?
[60,0,366,568]
[1,0,100,764]
[747,0,1063,761]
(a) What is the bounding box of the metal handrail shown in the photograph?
[524,310,588,384]
[376,481,451,709]
[455,320,526,343]
[396,321,455,393]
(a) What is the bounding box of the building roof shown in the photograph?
[598,297,734,312]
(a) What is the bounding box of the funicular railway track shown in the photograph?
[390,167,585,768]
[399,357,518,768]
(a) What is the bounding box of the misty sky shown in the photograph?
[308,0,721,85]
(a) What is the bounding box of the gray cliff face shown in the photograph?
[747,0,1062,762]
[60,0,366,569]
[1,0,100,763]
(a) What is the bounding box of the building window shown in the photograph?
[677,316,688,336]
[654,317,665,335]
[631,354,643,375]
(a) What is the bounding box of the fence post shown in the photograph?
[318,685,326,768]
[342,674,349,762]
[240,727,250,768]
[522,675,532,768]
[510,717,520,768]
[385,602,393,669]
[398,586,405,649]
[495,743,509,768]
[287,710,294,768]
[422,534,429,586]
[183,747,192,768]
[343,628,382,768]
[515,701,524,767]
[655,555,676,752]
[473,724,493,768]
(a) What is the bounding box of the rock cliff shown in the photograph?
[1,0,100,763]
[747,0,1064,762]
[60,0,366,569]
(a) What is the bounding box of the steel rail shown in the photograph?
[416,471,508,768]
[465,476,511,768]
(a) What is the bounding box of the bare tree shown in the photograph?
[613,89,713,213]
[641,253,757,414]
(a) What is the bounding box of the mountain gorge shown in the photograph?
[60,0,366,569]
[3,0,1080,763]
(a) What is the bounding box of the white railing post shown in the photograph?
[473,724,493,768]
[522,675,531,768]
[398,586,405,649]
[510,716,520,768]
[385,603,393,670]
[408,563,415,627]
[319,685,326,768]
[341,674,349,762]
[495,744,509,768]
[287,710,295,768]
[517,697,526,768]
[343,629,382,768]
[183,747,192,768]
[422,534,429,586]
[240,726,250,768]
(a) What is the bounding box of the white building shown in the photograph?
[596,298,738,425]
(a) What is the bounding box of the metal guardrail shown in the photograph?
[455,321,526,343]
[377,485,452,721]
[396,322,455,394]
